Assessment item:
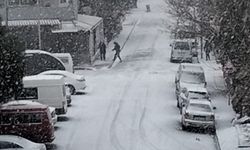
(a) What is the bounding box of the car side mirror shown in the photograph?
[213,106,216,110]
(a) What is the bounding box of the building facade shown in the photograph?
[0,0,104,65]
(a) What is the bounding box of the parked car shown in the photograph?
[17,75,68,115]
[39,70,87,95]
[0,135,46,150]
[177,86,210,108]
[52,53,74,73]
[0,100,55,143]
[170,39,193,63]
[175,63,207,100]
[24,50,66,76]
[181,99,215,131]
[49,107,58,126]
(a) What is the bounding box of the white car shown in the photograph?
[0,135,46,150]
[175,63,207,100]
[181,99,215,132]
[39,70,87,95]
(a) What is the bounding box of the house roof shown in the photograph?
[52,14,103,33]
[1,19,60,26]
[77,14,102,30]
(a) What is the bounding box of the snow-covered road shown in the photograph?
[50,0,217,149]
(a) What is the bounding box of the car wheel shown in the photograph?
[68,85,76,95]
[182,124,187,130]
[177,100,180,108]
[179,107,182,114]
[209,127,216,134]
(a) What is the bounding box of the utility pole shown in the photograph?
[38,0,41,49]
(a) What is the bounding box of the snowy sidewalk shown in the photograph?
[199,55,246,150]
[92,9,143,69]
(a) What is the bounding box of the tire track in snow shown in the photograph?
[109,73,141,150]
[94,74,136,150]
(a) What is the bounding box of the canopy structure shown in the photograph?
[1,19,60,26]
[52,14,102,33]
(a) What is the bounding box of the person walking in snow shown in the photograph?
[112,42,122,62]
[98,41,106,61]
[204,40,211,61]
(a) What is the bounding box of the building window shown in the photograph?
[59,0,69,6]
[60,0,67,4]
[21,0,38,5]
[9,0,19,6]
[0,1,4,8]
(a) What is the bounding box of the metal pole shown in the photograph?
[5,0,8,27]
[38,0,41,49]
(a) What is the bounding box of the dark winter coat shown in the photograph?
[98,42,106,53]
[112,43,121,53]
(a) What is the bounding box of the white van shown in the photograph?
[170,39,193,63]
[16,75,68,115]
[52,53,74,73]
[25,50,67,75]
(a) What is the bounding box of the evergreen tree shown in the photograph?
[0,21,25,103]
[79,0,137,42]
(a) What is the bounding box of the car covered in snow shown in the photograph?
[170,39,193,63]
[181,99,215,131]
[0,135,46,150]
[24,50,66,76]
[175,63,207,101]
[39,70,87,95]
[0,100,55,143]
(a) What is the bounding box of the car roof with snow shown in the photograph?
[40,70,71,75]
[25,49,52,55]
[188,99,212,106]
[23,75,65,87]
[173,39,190,43]
[1,100,48,110]
[180,63,204,73]
[39,70,82,79]
[187,86,208,93]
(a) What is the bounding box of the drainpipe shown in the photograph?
[5,0,8,27]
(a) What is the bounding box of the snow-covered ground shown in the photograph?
[48,0,225,150]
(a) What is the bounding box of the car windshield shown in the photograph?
[180,72,205,84]
[188,92,208,99]
[188,103,212,113]
[174,42,190,50]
